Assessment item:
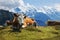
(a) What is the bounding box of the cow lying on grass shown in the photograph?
[6,15,37,29]
[22,16,37,28]
[48,21,60,26]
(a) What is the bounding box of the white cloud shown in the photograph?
[0,0,25,12]
[0,0,37,12]
[54,4,60,11]
[0,0,60,13]
[38,4,60,13]
[19,3,38,12]
[0,0,47,13]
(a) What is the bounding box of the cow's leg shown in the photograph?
[33,22,38,28]
[22,23,27,28]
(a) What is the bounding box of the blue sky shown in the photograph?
[23,0,60,8]
[0,0,60,12]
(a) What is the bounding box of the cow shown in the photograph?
[22,16,37,28]
[48,21,60,26]
[6,13,22,32]
[6,14,37,29]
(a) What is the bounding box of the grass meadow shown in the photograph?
[0,26,60,40]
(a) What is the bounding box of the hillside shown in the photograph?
[0,26,60,40]
[0,9,14,25]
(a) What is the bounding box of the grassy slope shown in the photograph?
[0,26,60,40]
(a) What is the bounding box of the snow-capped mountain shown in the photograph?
[23,6,60,21]
[20,6,60,26]
[38,7,60,21]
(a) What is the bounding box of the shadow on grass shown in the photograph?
[25,27,42,32]
[0,29,20,35]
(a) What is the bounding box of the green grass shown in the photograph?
[0,26,60,40]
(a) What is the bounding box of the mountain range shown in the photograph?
[13,6,60,26]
